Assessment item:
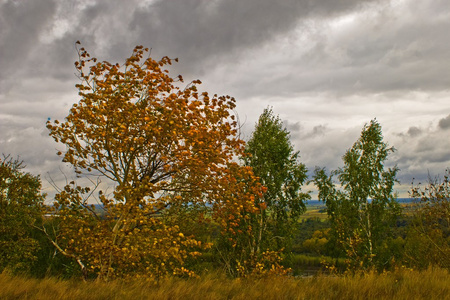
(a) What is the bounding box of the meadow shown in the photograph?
[299,204,328,221]
[1,267,449,300]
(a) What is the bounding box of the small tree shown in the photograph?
[405,172,450,269]
[313,119,400,270]
[0,155,45,274]
[243,108,310,252]
[45,44,262,280]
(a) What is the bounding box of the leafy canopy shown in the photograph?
[313,119,400,270]
[46,44,263,280]
[0,155,44,274]
[243,107,310,251]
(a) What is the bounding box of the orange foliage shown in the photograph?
[46,44,264,280]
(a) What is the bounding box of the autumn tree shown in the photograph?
[242,108,309,252]
[45,43,262,280]
[313,119,400,271]
[404,172,450,269]
[0,155,45,274]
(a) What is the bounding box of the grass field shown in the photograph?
[299,205,328,221]
[299,201,417,221]
[1,267,449,300]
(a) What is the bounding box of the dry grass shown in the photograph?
[1,267,449,300]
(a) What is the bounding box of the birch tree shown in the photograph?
[243,108,310,252]
[313,119,400,270]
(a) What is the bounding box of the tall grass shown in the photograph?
[1,267,449,300]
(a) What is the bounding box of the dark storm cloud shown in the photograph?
[0,0,344,89]
[204,0,450,99]
[0,0,56,91]
[2,0,449,95]
[1,0,420,94]
[126,0,384,74]
[2,0,450,198]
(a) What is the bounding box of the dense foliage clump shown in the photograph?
[0,155,45,274]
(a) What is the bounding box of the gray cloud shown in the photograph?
[2,0,448,91]
[127,0,383,72]
[308,125,327,138]
[438,114,450,130]
[0,0,56,91]
[201,0,450,99]
[2,0,450,198]
[389,117,450,190]
[407,126,422,137]
[283,120,302,139]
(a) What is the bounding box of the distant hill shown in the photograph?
[306,198,416,206]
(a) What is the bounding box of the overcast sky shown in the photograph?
[1,0,450,198]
